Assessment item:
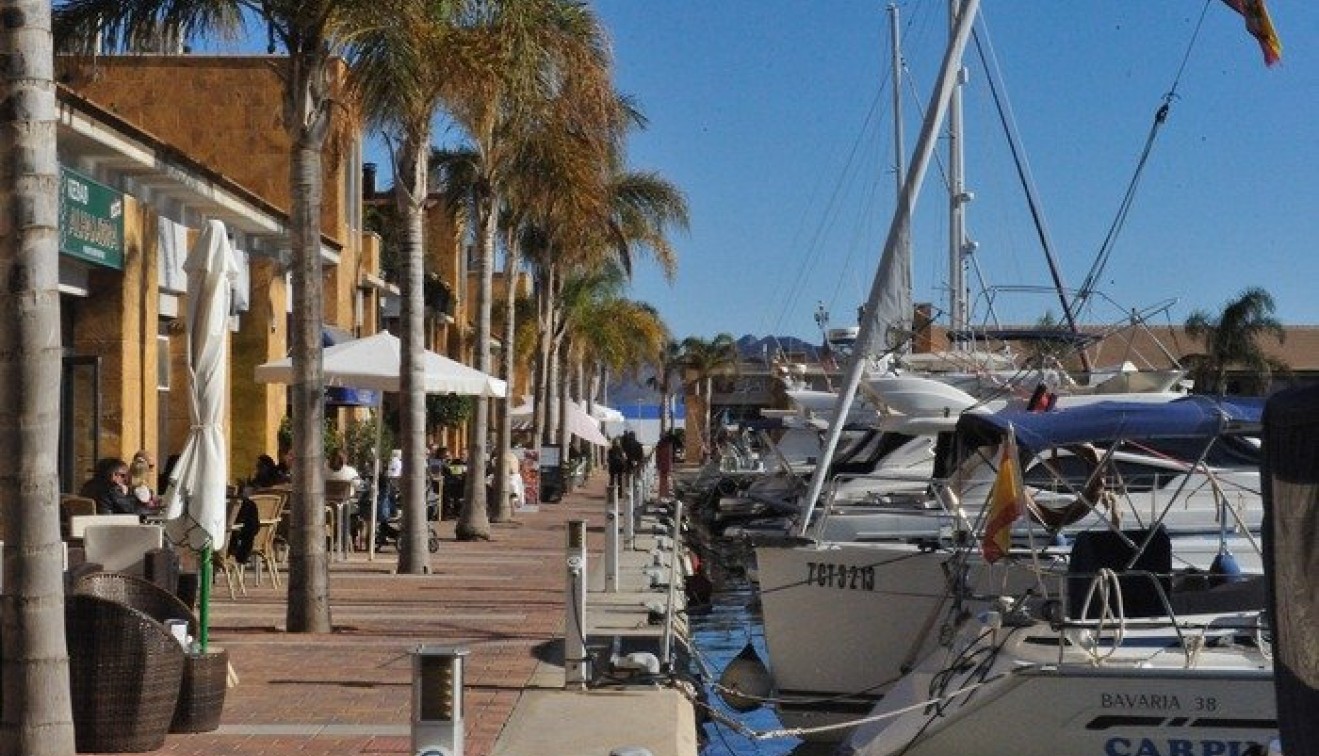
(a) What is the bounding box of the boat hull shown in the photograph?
[843,665,1276,756]
[755,541,1044,740]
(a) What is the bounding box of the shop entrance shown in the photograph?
[60,355,101,494]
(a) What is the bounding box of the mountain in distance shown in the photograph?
[734,334,824,363]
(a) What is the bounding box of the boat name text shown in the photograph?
[805,562,875,591]
[1104,737,1264,756]
[1100,694,1221,712]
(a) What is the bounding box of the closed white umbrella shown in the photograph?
[162,219,237,649]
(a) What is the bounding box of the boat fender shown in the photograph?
[1209,548,1245,587]
[716,643,771,713]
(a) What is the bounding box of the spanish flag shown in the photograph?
[1222,0,1283,67]
[982,426,1029,564]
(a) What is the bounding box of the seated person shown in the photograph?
[228,496,261,565]
[251,453,289,489]
[325,450,361,484]
[128,450,159,512]
[80,457,141,516]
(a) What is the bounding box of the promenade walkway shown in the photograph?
[105,470,695,756]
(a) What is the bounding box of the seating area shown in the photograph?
[0,476,362,750]
[63,572,228,751]
[0,489,256,751]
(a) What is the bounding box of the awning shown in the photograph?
[956,395,1265,457]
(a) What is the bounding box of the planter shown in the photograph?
[170,648,228,733]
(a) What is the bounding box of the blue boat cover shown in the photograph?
[956,395,1264,456]
[1262,385,1319,755]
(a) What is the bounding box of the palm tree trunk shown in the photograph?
[533,267,552,446]
[703,377,714,462]
[491,240,520,523]
[397,130,431,572]
[457,191,497,540]
[557,338,571,483]
[0,3,77,748]
[286,134,332,632]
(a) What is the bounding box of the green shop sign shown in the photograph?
[59,166,124,270]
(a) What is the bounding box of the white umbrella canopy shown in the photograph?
[254,330,507,397]
[509,396,608,446]
[589,403,624,423]
[567,402,609,447]
[163,219,238,551]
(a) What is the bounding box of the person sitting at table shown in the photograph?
[80,457,140,516]
[228,495,260,565]
[325,450,362,548]
[128,449,160,513]
[252,453,288,489]
[325,450,361,484]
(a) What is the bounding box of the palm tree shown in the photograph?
[573,299,667,448]
[437,0,618,540]
[54,0,393,632]
[1184,287,1287,395]
[527,165,686,451]
[645,339,684,437]
[352,0,476,572]
[0,2,78,750]
[680,334,739,462]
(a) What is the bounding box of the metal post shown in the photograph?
[564,519,589,689]
[412,644,468,756]
[624,473,636,549]
[605,485,619,593]
[660,499,683,672]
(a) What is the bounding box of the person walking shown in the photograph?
[656,432,674,500]
[607,438,627,490]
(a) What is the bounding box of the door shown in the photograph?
[61,355,101,494]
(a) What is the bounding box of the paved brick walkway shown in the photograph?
[105,474,613,756]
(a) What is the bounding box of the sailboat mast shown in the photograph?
[798,0,982,534]
[890,3,909,326]
[948,0,970,341]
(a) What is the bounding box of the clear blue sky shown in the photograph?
[595,0,1318,344]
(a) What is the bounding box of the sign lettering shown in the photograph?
[59,166,124,270]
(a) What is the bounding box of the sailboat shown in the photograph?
[757,394,1266,736]
[745,1,1267,742]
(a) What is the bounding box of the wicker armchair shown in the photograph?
[72,571,199,637]
[65,594,185,752]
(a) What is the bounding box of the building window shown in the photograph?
[157,333,171,391]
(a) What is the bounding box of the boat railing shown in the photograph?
[806,472,967,541]
[1052,566,1269,667]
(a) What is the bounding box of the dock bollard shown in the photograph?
[624,473,636,549]
[605,485,619,593]
[565,519,589,689]
[660,499,683,672]
[411,644,468,756]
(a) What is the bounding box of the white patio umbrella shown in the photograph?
[254,330,507,558]
[508,396,609,446]
[254,330,506,396]
[162,219,238,649]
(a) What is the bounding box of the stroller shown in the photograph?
[359,475,440,553]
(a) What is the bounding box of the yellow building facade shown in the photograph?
[55,54,390,490]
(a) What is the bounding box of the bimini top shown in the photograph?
[956,395,1265,457]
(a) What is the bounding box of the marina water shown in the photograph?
[689,542,833,756]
